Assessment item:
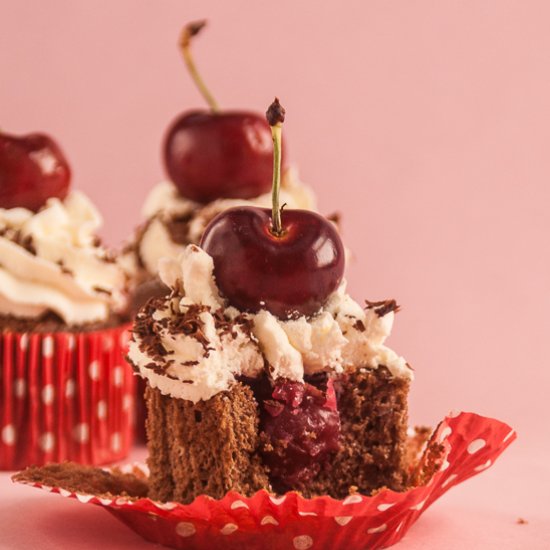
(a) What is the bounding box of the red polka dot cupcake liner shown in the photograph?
[0,325,135,470]
[14,411,515,549]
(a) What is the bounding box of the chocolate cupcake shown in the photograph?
[0,129,134,470]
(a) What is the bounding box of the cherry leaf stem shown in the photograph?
[180,21,220,112]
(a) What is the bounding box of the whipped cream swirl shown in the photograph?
[0,191,127,325]
[122,168,317,281]
[128,245,412,403]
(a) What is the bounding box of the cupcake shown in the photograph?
[127,100,412,502]
[0,129,134,470]
[121,22,317,438]
[121,21,316,314]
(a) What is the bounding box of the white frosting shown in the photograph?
[128,245,412,403]
[0,192,127,325]
[123,167,317,280]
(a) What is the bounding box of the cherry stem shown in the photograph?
[266,98,286,236]
[179,21,220,113]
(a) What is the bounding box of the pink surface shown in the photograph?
[0,0,549,548]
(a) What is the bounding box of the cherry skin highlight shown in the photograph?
[164,110,286,203]
[0,132,71,211]
[200,206,345,318]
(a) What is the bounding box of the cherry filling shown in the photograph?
[258,378,341,492]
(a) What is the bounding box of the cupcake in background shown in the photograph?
[0,129,134,470]
[121,21,316,315]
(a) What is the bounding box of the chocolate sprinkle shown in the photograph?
[365,299,401,317]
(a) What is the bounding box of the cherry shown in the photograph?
[163,21,284,203]
[200,99,345,318]
[0,131,71,211]
[260,378,341,492]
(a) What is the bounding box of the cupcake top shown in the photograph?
[128,244,412,403]
[0,191,127,327]
[121,168,316,282]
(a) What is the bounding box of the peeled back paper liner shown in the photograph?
[13,411,515,549]
[0,324,135,470]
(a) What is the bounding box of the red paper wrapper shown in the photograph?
[14,412,515,549]
[0,324,135,470]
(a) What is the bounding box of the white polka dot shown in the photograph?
[176,522,196,537]
[377,503,395,512]
[298,511,317,517]
[73,423,89,443]
[76,494,94,503]
[343,494,362,505]
[467,439,486,454]
[89,360,100,381]
[293,535,313,549]
[155,501,177,510]
[230,500,249,510]
[65,379,76,398]
[111,432,121,453]
[42,336,54,358]
[440,459,450,471]
[115,497,130,506]
[269,495,286,505]
[67,334,75,350]
[123,394,133,411]
[335,516,353,526]
[97,400,107,420]
[39,432,55,453]
[1,424,16,445]
[19,333,29,351]
[59,488,72,498]
[367,523,387,534]
[98,497,113,505]
[410,499,427,511]
[113,366,124,387]
[41,384,55,405]
[103,337,113,351]
[442,473,458,488]
[260,515,279,526]
[439,426,452,442]
[220,523,238,535]
[120,331,130,348]
[474,459,492,472]
[503,429,515,443]
[14,379,26,398]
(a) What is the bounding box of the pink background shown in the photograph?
[0,1,549,548]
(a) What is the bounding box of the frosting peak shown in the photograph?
[128,245,412,403]
[0,191,127,325]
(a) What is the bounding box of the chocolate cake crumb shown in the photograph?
[516,518,528,525]
[146,384,270,503]
[0,312,126,334]
[305,366,410,498]
[13,462,148,499]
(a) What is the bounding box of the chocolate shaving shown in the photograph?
[353,319,366,332]
[365,299,401,317]
[57,260,73,276]
[93,286,112,296]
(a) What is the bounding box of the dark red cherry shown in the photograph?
[164,110,283,203]
[163,21,287,203]
[0,132,71,211]
[260,378,341,492]
[200,206,345,318]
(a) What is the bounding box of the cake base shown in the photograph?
[305,366,410,498]
[146,383,270,503]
